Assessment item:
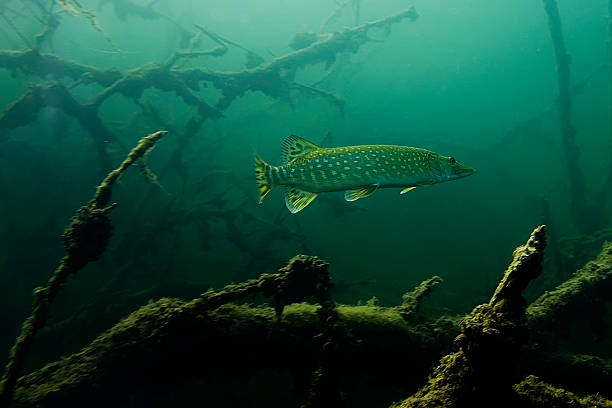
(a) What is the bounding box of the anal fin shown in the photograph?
[285,187,318,214]
[345,185,378,202]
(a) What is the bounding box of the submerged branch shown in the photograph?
[0,130,168,406]
[0,82,116,172]
[541,0,591,232]
[168,7,419,110]
[0,7,418,167]
[395,226,547,408]
[513,375,612,408]
[0,49,122,85]
[397,276,443,322]
[10,225,612,407]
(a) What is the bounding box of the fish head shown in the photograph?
[429,153,475,182]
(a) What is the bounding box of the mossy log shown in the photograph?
[513,375,612,408]
[397,276,442,322]
[394,227,612,408]
[527,241,612,339]
[10,229,612,407]
[523,351,612,399]
[11,300,458,408]
[394,225,547,408]
[7,255,457,407]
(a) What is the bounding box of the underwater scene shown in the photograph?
[0,0,611,407]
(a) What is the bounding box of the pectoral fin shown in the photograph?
[285,187,318,214]
[400,187,417,194]
[345,185,378,202]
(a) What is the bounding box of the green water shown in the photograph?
[0,0,611,405]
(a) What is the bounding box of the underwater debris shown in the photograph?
[176,7,419,110]
[0,6,417,201]
[7,298,457,408]
[394,225,547,408]
[392,226,612,407]
[558,227,612,270]
[0,7,418,114]
[397,276,443,322]
[524,351,612,399]
[31,11,59,52]
[1,3,610,406]
[513,375,612,408]
[135,147,166,193]
[194,24,264,68]
[54,0,116,50]
[299,255,352,408]
[0,130,168,406]
[199,254,330,320]
[0,82,122,174]
[527,241,612,340]
[7,255,457,408]
[8,306,456,408]
[6,226,612,407]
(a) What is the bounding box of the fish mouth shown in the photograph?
[453,164,475,178]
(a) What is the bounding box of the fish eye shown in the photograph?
[449,157,456,164]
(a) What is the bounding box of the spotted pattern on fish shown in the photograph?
[255,135,474,213]
[276,145,437,191]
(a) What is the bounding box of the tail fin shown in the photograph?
[254,153,273,203]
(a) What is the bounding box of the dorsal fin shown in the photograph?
[281,134,321,164]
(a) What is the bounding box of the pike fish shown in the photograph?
[254,135,475,213]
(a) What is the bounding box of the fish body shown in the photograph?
[255,135,474,213]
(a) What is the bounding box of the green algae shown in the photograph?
[513,375,612,408]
